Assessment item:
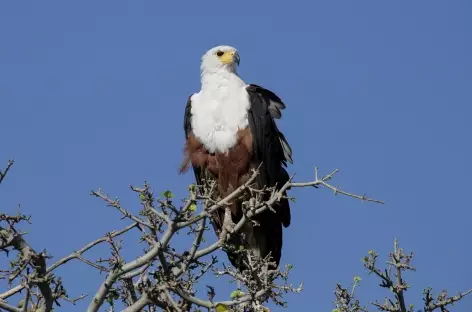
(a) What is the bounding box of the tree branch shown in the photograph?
[0,223,138,301]
[0,160,14,185]
[87,224,176,311]
[0,300,22,312]
[0,227,53,312]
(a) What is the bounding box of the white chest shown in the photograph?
[191,85,250,153]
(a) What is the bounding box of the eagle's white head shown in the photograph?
[200,45,240,75]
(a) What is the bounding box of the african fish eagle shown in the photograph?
[180,45,293,270]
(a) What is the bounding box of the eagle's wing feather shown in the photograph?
[247,84,286,119]
[246,84,292,266]
[247,84,293,164]
[183,95,204,184]
[183,95,192,139]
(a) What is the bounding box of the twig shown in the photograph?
[424,288,472,312]
[0,226,53,312]
[121,293,152,312]
[0,300,22,312]
[87,224,176,311]
[91,189,153,228]
[0,160,14,185]
[0,223,138,300]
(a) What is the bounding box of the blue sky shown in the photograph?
[0,1,471,311]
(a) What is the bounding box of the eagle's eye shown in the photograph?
[216,51,224,57]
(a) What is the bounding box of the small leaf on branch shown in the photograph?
[216,303,228,312]
[189,203,197,212]
[230,289,244,299]
[17,299,24,308]
[161,190,174,199]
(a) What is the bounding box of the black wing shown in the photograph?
[183,95,193,139]
[246,84,292,193]
[183,95,203,187]
[247,84,286,119]
[246,84,293,266]
[247,84,292,164]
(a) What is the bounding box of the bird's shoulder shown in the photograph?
[187,92,200,105]
[245,84,286,119]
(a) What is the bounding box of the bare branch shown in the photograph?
[338,239,471,312]
[87,224,176,311]
[0,300,22,312]
[424,288,472,312]
[122,293,152,312]
[0,160,14,185]
[288,167,384,204]
[0,223,138,301]
[5,159,469,312]
[91,189,153,228]
[0,227,53,312]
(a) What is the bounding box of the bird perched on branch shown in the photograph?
[180,45,293,270]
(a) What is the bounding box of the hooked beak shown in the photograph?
[220,50,241,66]
[234,52,240,66]
[229,50,240,66]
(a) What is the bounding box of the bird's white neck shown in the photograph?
[200,68,246,91]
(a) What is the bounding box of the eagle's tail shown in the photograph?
[222,198,288,272]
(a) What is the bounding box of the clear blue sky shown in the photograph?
[0,1,471,311]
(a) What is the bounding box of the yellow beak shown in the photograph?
[220,50,240,65]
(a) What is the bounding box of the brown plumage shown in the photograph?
[180,128,253,216]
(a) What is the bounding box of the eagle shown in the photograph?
[179,45,292,270]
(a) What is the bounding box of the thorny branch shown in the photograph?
[1,159,469,311]
[333,239,472,312]
[86,166,383,312]
[0,159,14,185]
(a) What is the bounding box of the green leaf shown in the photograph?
[332,309,340,312]
[216,303,228,312]
[139,193,146,201]
[161,190,174,199]
[189,203,197,212]
[230,289,244,299]
[106,298,114,307]
[353,276,362,283]
[17,299,24,308]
